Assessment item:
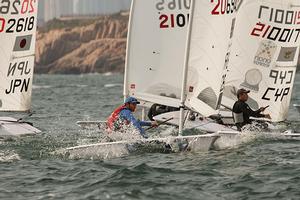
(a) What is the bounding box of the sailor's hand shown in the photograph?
[151,121,159,127]
[259,107,266,112]
[264,114,271,120]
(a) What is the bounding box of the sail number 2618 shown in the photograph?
[0,16,34,33]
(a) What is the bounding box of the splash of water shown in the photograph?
[0,150,20,163]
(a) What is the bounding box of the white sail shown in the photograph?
[124,0,190,107]
[0,0,38,111]
[222,0,300,122]
[184,0,242,116]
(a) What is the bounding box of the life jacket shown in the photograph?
[233,112,244,124]
[107,105,129,131]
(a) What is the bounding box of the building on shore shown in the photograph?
[38,0,131,26]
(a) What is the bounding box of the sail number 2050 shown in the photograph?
[0,0,36,14]
[0,16,35,33]
[211,0,240,15]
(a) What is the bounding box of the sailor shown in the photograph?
[232,88,271,131]
[148,103,169,121]
[148,93,179,121]
[107,96,158,138]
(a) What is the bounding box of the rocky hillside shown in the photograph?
[35,13,128,74]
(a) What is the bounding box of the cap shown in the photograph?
[237,88,250,98]
[124,96,140,104]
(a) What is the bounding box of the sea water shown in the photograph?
[0,73,299,200]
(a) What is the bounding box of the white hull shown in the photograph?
[153,111,236,133]
[58,134,219,159]
[0,117,41,137]
[214,131,256,149]
[75,111,299,153]
[76,116,235,134]
[214,130,300,150]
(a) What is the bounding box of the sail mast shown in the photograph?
[179,0,195,135]
[123,0,135,101]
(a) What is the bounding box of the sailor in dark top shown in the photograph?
[148,104,180,121]
[147,93,180,121]
[232,88,271,131]
[148,104,167,121]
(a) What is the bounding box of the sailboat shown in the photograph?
[223,0,300,120]
[71,0,300,158]
[135,0,300,148]
[76,0,191,129]
[125,0,244,134]
[0,0,41,136]
[214,0,300,147]
[77,0,240,134]
[67,0,232,158]
[77,0,241,136]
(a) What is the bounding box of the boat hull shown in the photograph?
[0,117,41,137]
[59,134,219,159]
[214,130,300,149]
[153,111,236,133]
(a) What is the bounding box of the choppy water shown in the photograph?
[0,73,299,200]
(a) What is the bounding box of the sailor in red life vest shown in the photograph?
[107,97,158,138]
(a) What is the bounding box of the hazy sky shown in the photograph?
[38,0,131,22]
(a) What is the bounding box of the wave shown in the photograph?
[0,150,20,163]
[104,83,122,88]
[103,72,113,76]
[32,82,90,90]
[32,85,53,89]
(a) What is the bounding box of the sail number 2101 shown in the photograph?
[156,0,190,29]
[160,14,189,28]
